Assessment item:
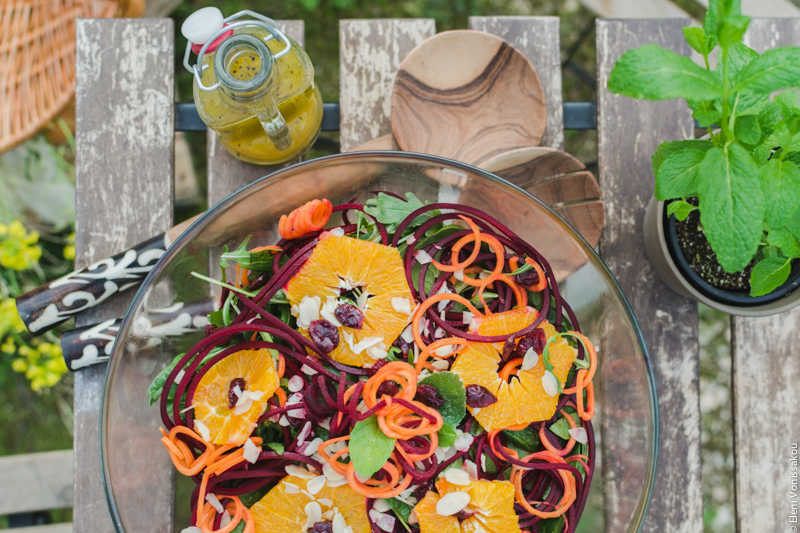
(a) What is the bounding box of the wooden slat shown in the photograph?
[596,19,701,533]
[693,0,800,17]
[10,524,74,533]
[206,21,305,206]
[339,19,436,152]
[74,18,175,532]
[580,0,690,18]
[0,450,72,514]
[468,17,564,150]
[732,19,800,533]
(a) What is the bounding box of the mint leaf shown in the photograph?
[608,45,723,101]
[655,143,713,199]
[349,416,396,478]
[733,47,800,94]
[767,228,800,258]
[549,417,572,440]
[653,140,712,174]
[760,159,800,227]
[265,442,285,454]
[734,114,762,146]
[750,257,792,296]
[384,497,413,531]
[718,12,750,48]
[683,26,707,55]
[688,99,721,128]
[786,207,800,238]
[419,371,467,426]
[538,517,567,533]
[667,199,698,221]
[148,353,184,406]
[758,101,783,135]
[724,43,759,78]
[697,143,764,272]
[364,192,437,233]
[502,426,540,453]
[775,89,800,118]
[437,423,458,447]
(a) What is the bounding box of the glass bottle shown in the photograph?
[181,8,323,165]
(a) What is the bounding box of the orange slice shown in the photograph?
[415,478,521,533]
[450,307,576,431]
[193,348,279,446]
[251,474,370,533]
[285,234,414,367]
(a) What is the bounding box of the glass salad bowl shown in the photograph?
[100,152,657,533]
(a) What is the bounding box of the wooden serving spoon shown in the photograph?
[479,147,604,249]
[390,30,547,167]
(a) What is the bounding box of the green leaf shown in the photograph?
[655,143,713,199]
[760,159,800,227]
[418,371,467,426]
[767,228,800,258]
[220,235,277,272]
[385,497,414,531]
[667,199,698,221]
[349,416,396,478]
[607,45,723,101]
[208,309,225,328]
[230,520,246,533]
[733,47,800,94]
[688,99,721,128]
[697,143,764,272]
[364,192,437,233]
[786,207,800,238]
[683,26,707,55]
[775,89,800,117]
[501,426,540,453]
[750,257,792,296]
[758,101,783,136]
[437,423,458,447]
[653,140,712,174]
[265,442,285,454]
[538,517,567,533]
[718,12,750,47]
[549,417,573,440]
[148,353,184,406]
[724,43,759,78]
[702,0,720,51]
[734,114,762,146]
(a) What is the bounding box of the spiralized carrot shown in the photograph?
[412,292,482,351]
[431,216,482,272]
[159,426,260,532]
[278,199,333,239]
[498,357,524,381]
[524,257,547,292]
[539,409,578,457]
[510,450,576,519]
[557,331,598,421]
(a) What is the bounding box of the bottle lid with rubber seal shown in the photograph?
[181,7,233,54]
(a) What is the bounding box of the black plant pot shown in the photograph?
[643,197,800,316]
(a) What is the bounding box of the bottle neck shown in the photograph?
[213,34,275,98]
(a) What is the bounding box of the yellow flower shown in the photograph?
[63,232,75,260]
[7,339,67,391]
[0,219,42,271]
[0,298,27,337]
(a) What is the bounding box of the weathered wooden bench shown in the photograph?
[68,15,800,533]
[0,450,73,532]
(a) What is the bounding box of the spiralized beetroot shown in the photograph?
[156,197,594,533]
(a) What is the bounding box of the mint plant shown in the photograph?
[608,0,800,297]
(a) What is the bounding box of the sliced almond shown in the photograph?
[568,427,589,444]
[444,468,471,486]
[305,501,322,524]
[521,347,538,371]
[307,475,327,495]
[285,465,317,479]
[283,481,300,494]
[372,498,390,512]
[436,492,471,516]
[542,370,559,397]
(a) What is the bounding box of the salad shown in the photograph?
[152,193,597,533]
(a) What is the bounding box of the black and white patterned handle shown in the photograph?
[16,234,169,336]
[60,300,214,371]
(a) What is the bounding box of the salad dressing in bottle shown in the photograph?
[181,8,323,165]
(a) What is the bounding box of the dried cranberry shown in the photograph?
[416,384,445,408]
[501,334,518,360]
[455,509,474,521]
[227,377,246,409]
[308,319,340,353]
[377,380,400,397]
[465,384,498,408]
[414,482,435,502]
[312,521,333,533]
[527,328,547,355]
[369,358,389,376]
[514,336,534,357]
[392,335,410,359]
[334,303,364,329]
[515,263,541,286]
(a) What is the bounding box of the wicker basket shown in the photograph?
[0,0,143,153]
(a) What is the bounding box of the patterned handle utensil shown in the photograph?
[60,300,214,371]
[16,215,200,336]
